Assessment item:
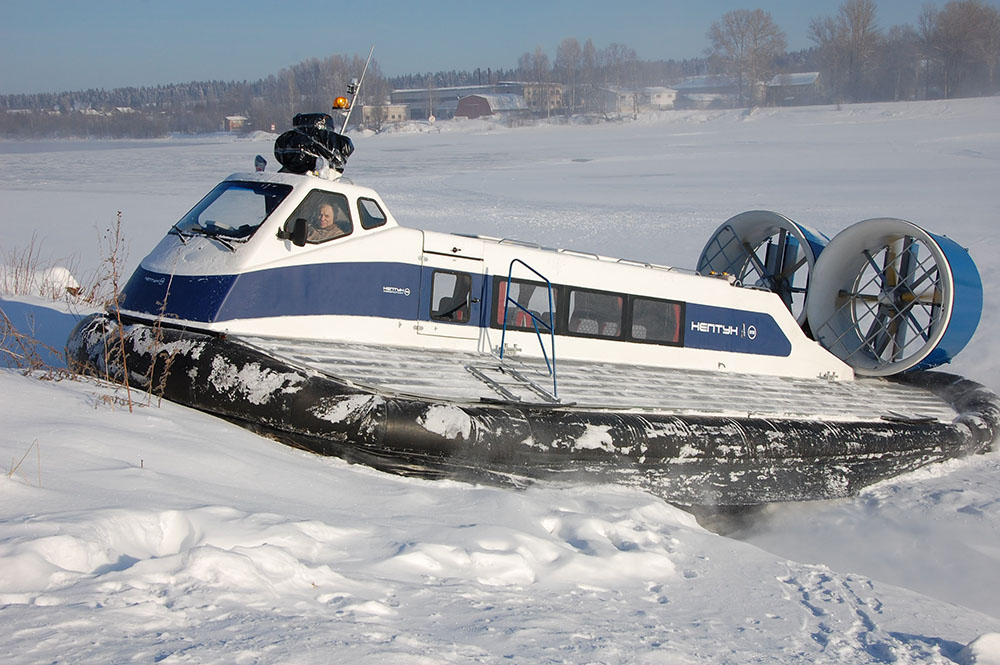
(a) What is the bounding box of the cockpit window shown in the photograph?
[172,181,292,241]
[358,198,387,229]
[286,191,353,244]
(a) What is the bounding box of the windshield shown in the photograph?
[173,181,292,240]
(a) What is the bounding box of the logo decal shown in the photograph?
[383,286,411,296]
[691,321,759,340]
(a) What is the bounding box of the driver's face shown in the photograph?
[319,205,334,227]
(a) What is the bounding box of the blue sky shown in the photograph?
[1,0,944,95]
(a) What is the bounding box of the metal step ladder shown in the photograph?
[465,363,560,404]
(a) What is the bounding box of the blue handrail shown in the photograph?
[499,259,558,399]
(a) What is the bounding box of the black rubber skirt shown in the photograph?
[68,314,1000,507]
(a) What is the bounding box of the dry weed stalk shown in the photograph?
[0,212,143,409]
[147,269,179,407]
[94,393,138,410]
[1,234,43,297]
[0,234,83,301]
[103,211,133,413]
[1,211,182,411]
[7,439,41,487]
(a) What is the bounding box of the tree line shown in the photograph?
[707,0,1000,105]
[1,0,997,139]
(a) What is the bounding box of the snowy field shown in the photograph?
[2,98,1000,663]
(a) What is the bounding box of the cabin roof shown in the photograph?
[225,171,384,200]
[766,72,820,87]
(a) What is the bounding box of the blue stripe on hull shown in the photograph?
[219,262,423,321]
[122,262,425,323]
[120,268,235,322]
[122,264,790,357]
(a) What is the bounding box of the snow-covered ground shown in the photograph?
[2,98,999,663]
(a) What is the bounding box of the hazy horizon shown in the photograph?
[1,0,949,95]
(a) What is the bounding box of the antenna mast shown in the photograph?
[340,45,375,134]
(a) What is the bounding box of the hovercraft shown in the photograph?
[68,101,999,507]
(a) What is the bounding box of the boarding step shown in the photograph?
[466,363,559,404]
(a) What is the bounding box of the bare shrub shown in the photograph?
[0,212,140,412]
[0,234,82,301]
[95,211,134,412]
[2,211,182,413]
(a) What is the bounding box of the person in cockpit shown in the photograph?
[307,202,351,243]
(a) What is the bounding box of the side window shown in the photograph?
[430,271,471,323]
[284,191,352,244]
[631,297,683,344]
[567,289,623,338]
[358,198,387,229]
[494,279,557,331]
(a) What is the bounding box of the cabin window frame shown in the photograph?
[488,275,687,348]
[429,270,472,324]
[174,180,293,241]
[563,286,626,339]
[490,276,560,333]
[358,197,388,230]
[626,295,685,346]
[284,190,354,245]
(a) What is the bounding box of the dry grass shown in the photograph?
[101,211,133,412]
[0,234,82,302]
[2,210,191,417]
[6,439,41,487]
[0,306,75,381]
[1,211,148,411]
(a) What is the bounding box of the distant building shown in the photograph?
[390,82,562,120]
[360,104,408,128]
[639,87,677,111]
[225,115,248,132]
[599,88,638,116]
[455,94,529,120]
[765,72,823,106]
[672,75,739,109]
[391,85,496,120]
[518,82,564,115]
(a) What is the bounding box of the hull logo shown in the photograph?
[691,321,758,339]
[383,286,411,296]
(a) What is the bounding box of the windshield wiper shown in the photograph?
[168,224,191,244]
[188,227,236,252]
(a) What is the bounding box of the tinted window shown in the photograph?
[567,289,623,338]
[358,198,388,229]
[495,279,557,331]
[631,297,683,344]
[430,271,471,323]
